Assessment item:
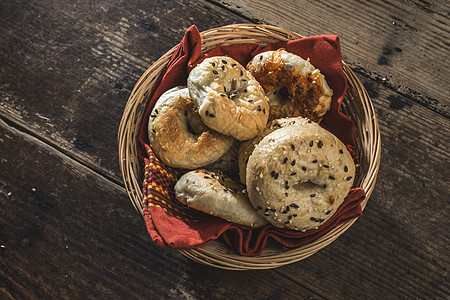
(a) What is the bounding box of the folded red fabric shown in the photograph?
[139,25,366,256]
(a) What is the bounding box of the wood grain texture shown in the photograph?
[0,0,449,299]
[1,73,448,299]
[210,0,449,116]
[0,0,245,183]
[0,118,322,299]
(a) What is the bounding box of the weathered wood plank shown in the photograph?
[1,81,448,299]
[210,0,449,116]
[0,0,246,183]
[1,0,449,299]
[0,118,322,299]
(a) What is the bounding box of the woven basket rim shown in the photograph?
[117,23,381,270]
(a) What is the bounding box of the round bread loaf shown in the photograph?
[175,169,268,228]
[247,49,333,123]
[246,121,355,231]
[238,117,311,184]
[187,56,270,141]
[148,86,234,169]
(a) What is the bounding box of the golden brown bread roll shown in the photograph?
[148,86,233,169]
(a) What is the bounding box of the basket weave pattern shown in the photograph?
[118,24,381,270]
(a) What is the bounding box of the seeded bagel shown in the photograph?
[148,86,234,169]
[175,170,268,228]
[247,49,333,123]
[238,117,312,184]
[246,121,355,231]
[187,56,270,141]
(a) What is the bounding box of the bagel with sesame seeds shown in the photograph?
[245,118,355,231]
[148,86,234,169]
[237,117,312,185]
[187,56,270,141]
[174,169,268,228]
[247,49,333,123]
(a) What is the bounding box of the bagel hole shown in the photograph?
[291,180,326,200]
[187,122,201,136]
[187,120,203,136]
[278,87,290,101]
[185,112,205,136]
[293,180,324,191]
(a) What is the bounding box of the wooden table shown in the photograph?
[1,1,448,299]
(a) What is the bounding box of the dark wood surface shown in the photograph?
[1,0,448,299]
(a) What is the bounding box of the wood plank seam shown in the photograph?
[204,0,263,24]
[0,113,125,189]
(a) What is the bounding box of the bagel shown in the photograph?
[187,56,270,141]
[174,169,268,228]
[247,49,333,123]
[246,120,355,231]
[148,86,234,169]
[238,117,312,184]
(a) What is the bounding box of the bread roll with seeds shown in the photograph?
[238,117,312,184]
[188,56,270,141]
[247,49,333,123]
[174,170,268,228]
[148,86,234,169]
[246,120,355,231]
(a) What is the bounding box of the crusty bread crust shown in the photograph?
[238,117,312,184]
[188,56,270,141]
[148,87,233,169]
[246,118,355,231]
[175,169,268,228]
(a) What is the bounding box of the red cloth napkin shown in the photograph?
[139,25,366,256]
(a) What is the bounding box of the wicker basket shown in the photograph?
[118,24,381,270]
